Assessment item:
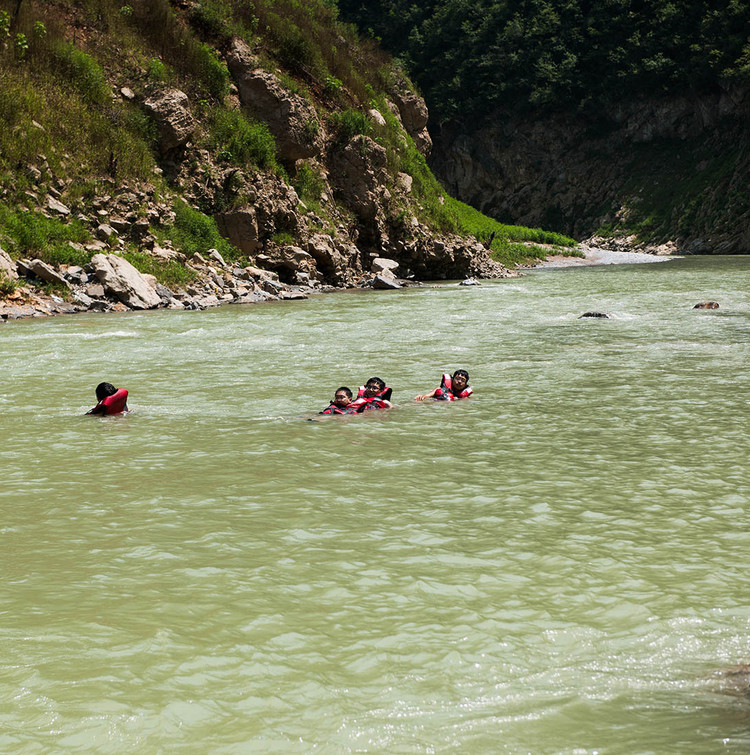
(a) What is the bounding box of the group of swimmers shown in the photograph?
[85,370,472,417]
[319,370,472,415]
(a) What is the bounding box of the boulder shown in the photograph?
[309,236,361,286]
[371,257,399,275]
[143,88,196,152]
[693,301,719,309]
[372,273,402,290]
[89,253,162,309]
[260,245,318,283]
[226,37,324,162]
[27,259,71,289]
[0,247,18,280]
[216,207,259,255]
[46,196,71,216]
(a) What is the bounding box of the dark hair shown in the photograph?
[453,370,469,382]
[336,386,353,398]
[95,382,117,401]
[366,377,385,390]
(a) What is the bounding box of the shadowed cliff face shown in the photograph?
[430,86,750,254]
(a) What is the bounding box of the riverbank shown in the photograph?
[1,241,683,322]
[533,244,681,268]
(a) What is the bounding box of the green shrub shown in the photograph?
[123,251,196,288]
[208,109,277,170]
[0,205,91,258]
[190,43,230,100]
[164,199,239,261]
[147,56,169,83]
[329,109,372,143]
[51,42,109,106]
[0,11,10,39]
[0,274,18,296]
[293,163,325,205]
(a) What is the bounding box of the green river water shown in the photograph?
[1,255,749,753]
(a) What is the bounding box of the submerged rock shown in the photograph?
[579,311,611,318]
[693,301,719,309]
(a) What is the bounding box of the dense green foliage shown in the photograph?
[162,200,239,261]
[443,196,581,265]
[337,0,750,119]
[0,204,93,266]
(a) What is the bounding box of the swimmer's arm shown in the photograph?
[382,399,394,409]
[415,389,438,401]
[86,403,106,415]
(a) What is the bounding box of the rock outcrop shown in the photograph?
[430,86,750,253]
[328,135,389,222]
[0,247,18,280]
[390,80,432,156]
[143,88,196,153]
[227,38,324,163]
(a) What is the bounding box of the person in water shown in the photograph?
[320,387,356,415]
[348,377,393,412]
[86,382,129,415]
[415,370,472,401]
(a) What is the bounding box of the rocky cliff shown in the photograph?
[430,85,750,254]
[0,0,514,321]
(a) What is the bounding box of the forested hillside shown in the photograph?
[339,0,750,252]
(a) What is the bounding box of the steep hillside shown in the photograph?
[0,0,579,320]
[338,0,750,253]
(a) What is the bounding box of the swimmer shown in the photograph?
[320,387,357,415]
[415,370,472,401]
[86,382,129,415]
[348,377,393,412]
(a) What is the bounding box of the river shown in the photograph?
[1,255,749,752]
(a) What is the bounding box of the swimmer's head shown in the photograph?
[452,370,469,391]
[364,377,385,397]
[333,387,353,406]
[95,382,117,401]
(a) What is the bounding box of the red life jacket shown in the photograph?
[90,388,129,415]
[320,403,356,415]
[350,385,393,412]
[434,373,472,401]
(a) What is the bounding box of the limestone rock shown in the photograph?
[260,245,318,283]
[306,234,355,286]
[143,88,196,152]
[390,82,432,156]
[372,273,402,290]
[90,253,162,309]
[371,257,399,275]
[46,196,71,216]
[329,135,388,221]
[216,206,259,255]
[0,247,18,280]
[27,259,71,289]
[226,37,324,162]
